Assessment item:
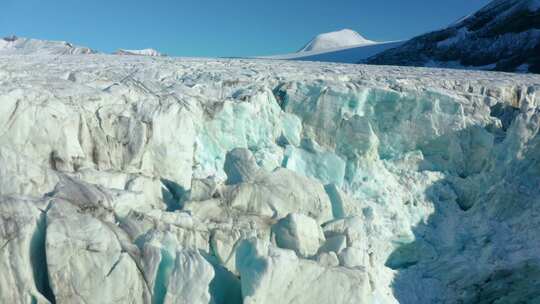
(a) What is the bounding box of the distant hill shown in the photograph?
[115,49,165,57]
[261,29,403,64]
[0,36,97,55]
[298,29,375,52]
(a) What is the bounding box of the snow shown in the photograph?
[0,54,540,303]
[298,29,375,52]
[258,29,403,64]
[424,60,497,71]
[516,64,530,73]
[0,36,168,58]
[482,0,540,26]
[368,0,540,73]
[262,40,404,63]
[0,36,96,55]
[436,28,469,47]
[448,13,473,27]
[116,48,165,56]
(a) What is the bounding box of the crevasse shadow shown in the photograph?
[387,118,540,303]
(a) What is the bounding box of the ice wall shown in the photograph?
[0,55,539,303]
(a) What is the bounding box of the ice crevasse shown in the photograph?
[0,55,540,304]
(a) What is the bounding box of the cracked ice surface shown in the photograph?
[0,54,540,303]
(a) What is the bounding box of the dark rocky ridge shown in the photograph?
[367,0,540,73]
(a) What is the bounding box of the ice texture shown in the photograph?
[0,54,539,303]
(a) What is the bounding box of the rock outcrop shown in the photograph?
[367,0,540,73]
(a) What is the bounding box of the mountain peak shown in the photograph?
[298,29,375,53]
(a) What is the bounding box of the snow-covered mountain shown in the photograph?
[0,36,97,55]
[1,53,540,303]
[367,0,540,73]
[262,29,403,64]
[0,36,165,57]
[264,41,404,64]
[298,29,375,52]
[115,48,165,56]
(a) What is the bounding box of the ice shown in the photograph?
[271,213,325,258]
[162,250,214,304]
[223,148,261,184]
[0,53,539,303]
[193,89,294,180]
[0,197,52,304]
[46,198,150,303]
[283,142,346,187]
[236,238,370,304]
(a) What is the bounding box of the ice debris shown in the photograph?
[0,54,539,303]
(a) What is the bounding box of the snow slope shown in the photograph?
[116,48,165,56]
[368,0,540,73]
[264,40,404,64]
[0,36,97,55]
[0,54,539,304]
[0,36,165,57]
[298,29,375,52]
[261,29,402,64]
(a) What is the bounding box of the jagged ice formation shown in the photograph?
[0,54,540,303]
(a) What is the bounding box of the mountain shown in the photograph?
[262,29,403,64]
[264,41,404,64]
[0,36,166,57]
[367,0,540,73]
[298,29,375,52]
[115,48,165,56]
[0,36,97,55]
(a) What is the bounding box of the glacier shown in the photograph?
[0,54,540,303]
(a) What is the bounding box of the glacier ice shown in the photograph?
[0,197,52,303]
[271,213,326,258]
[0,54,539,303]
[46,199,150,304]
[236,238,370,304]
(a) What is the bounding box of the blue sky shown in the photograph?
[0,0,491,57]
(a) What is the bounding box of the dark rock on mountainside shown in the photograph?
[366,0,540,73]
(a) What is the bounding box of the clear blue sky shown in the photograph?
[0,0,491,57]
